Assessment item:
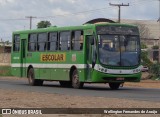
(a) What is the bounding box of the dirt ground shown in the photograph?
[0,75,160,117]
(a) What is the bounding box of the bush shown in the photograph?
[0,66,12,76]
[141,51,153,66]
[150,63,160,80]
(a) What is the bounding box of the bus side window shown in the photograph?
[59,31,71,51]
[28,34,37,51]
[13,34,20,52]
[48,32,58,51]
[72,31,83,51]
[38,33,47,51]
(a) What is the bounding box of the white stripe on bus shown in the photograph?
[11,63,142,74]
[11,64,87,69]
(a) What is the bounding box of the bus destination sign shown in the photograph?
[41,53,66,62]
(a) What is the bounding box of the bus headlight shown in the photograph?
[133,69,141,73]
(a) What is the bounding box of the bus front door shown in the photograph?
[86,35,94,81]
[21,39,26,77]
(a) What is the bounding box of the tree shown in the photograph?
[141,51,152,66]
[141,42,147,49]
[37,21,51,28]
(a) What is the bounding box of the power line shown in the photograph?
[0,18,27,21]
[0,7,113,21]
[0,0,157,21]
[37,7,111,19]
[109,3,129,23]
[0,1,158,23]
[25,16,37,29]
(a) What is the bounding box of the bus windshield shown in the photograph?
[98,34,140,66]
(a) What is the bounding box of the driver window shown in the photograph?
[121,36,138,52]
[100,35,118,52]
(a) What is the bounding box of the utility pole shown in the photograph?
[109,3,129,23]
[158,0,160,40]
[25,16,37,29]
[158,0,160,62]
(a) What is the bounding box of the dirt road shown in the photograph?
[0,77,160,117]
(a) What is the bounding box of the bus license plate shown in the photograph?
[116,78,125,81]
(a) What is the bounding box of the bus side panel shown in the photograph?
[25,51,40,79]
[11,52,21,77]
[78,69,85,82]
[70,51,85,82]
[51,68,69,81]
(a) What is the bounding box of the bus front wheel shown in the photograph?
[109,83,121,90]
[28,68,43,86]
[72,69,84,89]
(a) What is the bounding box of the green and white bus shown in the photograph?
[11,23,142,89]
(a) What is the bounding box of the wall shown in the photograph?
[0,53,11,66]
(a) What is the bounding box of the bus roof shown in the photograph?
[13,23,138,34]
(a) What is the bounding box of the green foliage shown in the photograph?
[37,21,51,28]
[0,66,12,76]
[140,43,151,66]
[150,63,160,80]
[141,43,147,49]
[152,45,159,49]
[141,51,152,66]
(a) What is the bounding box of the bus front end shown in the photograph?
[93,24,141,89]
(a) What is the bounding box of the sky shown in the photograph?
[0,0,159,42]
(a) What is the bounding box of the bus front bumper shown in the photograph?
[91,71,141,83]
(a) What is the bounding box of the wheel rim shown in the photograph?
[28,72,33,84]
[73,74,79,85]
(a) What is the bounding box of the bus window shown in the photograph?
[13,35,20,52]
[48,32,58,51]
[28,34,37,51]
[72,31,83,51]
[60,31,71,51]
[38,33,47,51]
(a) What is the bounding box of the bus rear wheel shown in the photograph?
[72,69,84,89]
[109,83,121,90]
[28,68,43,86]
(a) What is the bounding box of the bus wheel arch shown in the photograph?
[69,66,77,81]
[27,67,35,86]
[70,66,84,89]
[27,65,43,86]
[27,65,33,77]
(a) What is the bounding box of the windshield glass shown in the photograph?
[98,35,140,66]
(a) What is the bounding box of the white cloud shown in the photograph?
[48,0,59,3]
[48,0,76,4]
[0,0,159,41]
[0,0,14,6]
[52,8,71,16]
[66,0,76,4]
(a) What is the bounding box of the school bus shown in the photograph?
[11,23,142,90]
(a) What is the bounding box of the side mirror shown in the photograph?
[92,61,96,68]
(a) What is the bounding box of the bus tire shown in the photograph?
[37,80,43,86]
[109,83,121,90]
[72,69,84,89]
[59,81,71,87]
[28,68,43,86]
